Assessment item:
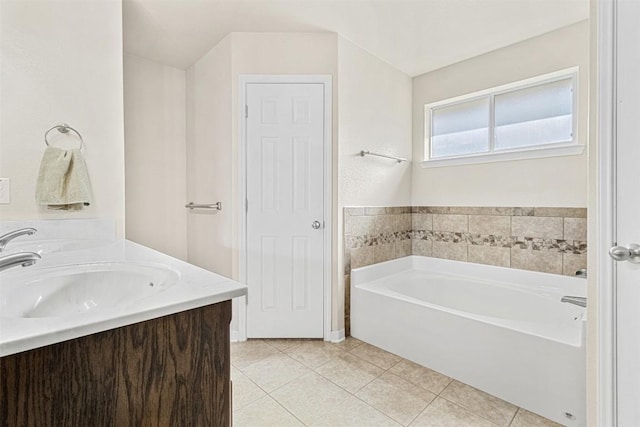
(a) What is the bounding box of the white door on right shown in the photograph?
[613,0,640,424]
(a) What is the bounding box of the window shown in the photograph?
[423,68,583,167]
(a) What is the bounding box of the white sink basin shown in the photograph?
[0,262,180,318]
[7,239,112,255]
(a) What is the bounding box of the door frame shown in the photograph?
[237,74,333,341]
[596,0,616,424]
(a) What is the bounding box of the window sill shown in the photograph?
[420,143,585,169]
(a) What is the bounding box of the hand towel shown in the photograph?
[35,147,93,210]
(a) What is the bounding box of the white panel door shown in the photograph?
[246,83,325,338]
[615,1,640,424]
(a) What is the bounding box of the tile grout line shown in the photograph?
[507,407,521,426]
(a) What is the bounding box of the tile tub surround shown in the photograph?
[344,207,413,335]
[343,206,587,335]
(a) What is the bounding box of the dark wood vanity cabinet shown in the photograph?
[0,300,232,427]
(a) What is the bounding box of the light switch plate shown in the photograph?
[0,178,10,204]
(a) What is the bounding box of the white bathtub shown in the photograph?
[351,256,586,426]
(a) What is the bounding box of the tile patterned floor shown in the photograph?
[231,338,562,427]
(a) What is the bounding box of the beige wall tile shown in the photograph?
[511,248,563,275]
[468,215,511,236]
[343,246,351,273]
[412,239,433,257]
[563,253,588,276]
[381,215,398,233]
[374,243,395,263]
[351,215,376,236]
[351,246,375,269]
[468,245,510,268]
[564,217,587,241]
[365,207,387,215]
[511,216,563,239]
[534,207,587,218]
[432,241,467,262]
[433,214,468,232]
[394,240,412,258]
[344,207,365,216]
[343,213,353,235]
[400,213,413,231]
[413,213,433,231]
[344,274,350,325]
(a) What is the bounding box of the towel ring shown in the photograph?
[44,123,84,150]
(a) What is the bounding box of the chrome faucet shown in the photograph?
[0,228,37,252]
[0,252,41,272]
[561,296,587,308]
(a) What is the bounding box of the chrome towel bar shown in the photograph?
[185,202,222,211]
[360,150,406,163]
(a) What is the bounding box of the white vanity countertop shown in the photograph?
[0,239,247,357]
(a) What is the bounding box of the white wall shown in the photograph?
[123,54,187,260]
[186,35,233,276]
[587,1,598,423]
[412,21,590,208]
[337,37,413,330]
[0,0,125,236]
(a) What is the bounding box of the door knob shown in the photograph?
[609,243,640,264]
[312,221,322,230]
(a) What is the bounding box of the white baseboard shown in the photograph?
[328,328,345,343]
[231,329,344,343]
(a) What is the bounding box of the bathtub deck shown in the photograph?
[231,338,561,426]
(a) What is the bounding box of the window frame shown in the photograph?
[422,67,583,168]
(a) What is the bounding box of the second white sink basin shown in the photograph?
[0,262,180,318]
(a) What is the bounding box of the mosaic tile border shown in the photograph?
[410,231,587,254]
[346,231,587,253]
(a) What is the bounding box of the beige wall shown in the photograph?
[337,37,413,330]
[0,1,125,236]
[186,35,233,276]
[123,54,187,260]
[412,21,590,208]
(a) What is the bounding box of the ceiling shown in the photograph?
[123,0,589,77]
